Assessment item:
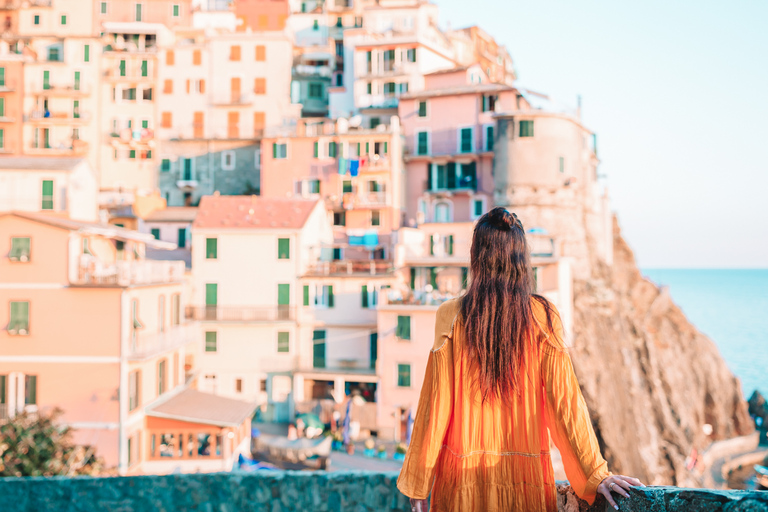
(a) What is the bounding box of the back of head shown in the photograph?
[459,207,551,400]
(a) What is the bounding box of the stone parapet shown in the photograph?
[1,472,766,512]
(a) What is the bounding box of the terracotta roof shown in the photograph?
[401,83,514,100]
[0,157,85,171]
[147,389,256,427]
[425,66,470,76]
[1,212,176,249]
[193,195,320,230]
[143,207,199,223]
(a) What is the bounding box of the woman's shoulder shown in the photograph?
[432,298,460,351]
[530,296,566,351]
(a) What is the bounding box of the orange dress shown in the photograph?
[396,298,610,511]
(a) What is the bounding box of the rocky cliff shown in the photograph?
[568,217,753,486]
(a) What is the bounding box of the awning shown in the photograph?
[146,389,257,428]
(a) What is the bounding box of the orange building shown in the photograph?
[0,212,254,474]
[0,57,23,155]
[92,0,192,29]
[234,0,290,32]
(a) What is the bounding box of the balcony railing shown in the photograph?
[129,323,200,360]
[381,290,460,307]
[26,140,89,156]
[29,83,92,96]
[25,110,91,123]
[0,79,17,91]
[293,64,333,78]
[185,306,296,322]
[305,260,394,276]
[406,127,494,159]
[74,257,185,286]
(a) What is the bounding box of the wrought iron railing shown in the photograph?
[185,306,296,322]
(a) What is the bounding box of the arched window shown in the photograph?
[434,202,451,223]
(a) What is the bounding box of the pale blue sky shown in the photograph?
[436,0,768,268]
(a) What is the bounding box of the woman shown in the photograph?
[397,208,642,511]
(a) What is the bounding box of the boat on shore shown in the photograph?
[251,435,332,470]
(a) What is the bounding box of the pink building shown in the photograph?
[0,211,254,475]
[397,64,530,226]
[93,0,192,28]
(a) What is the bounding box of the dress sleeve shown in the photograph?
[540,311,611,505]
[396,301,456,500]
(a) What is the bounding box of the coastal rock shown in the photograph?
[568,217,754,486]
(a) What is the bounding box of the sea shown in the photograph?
[641,269,768,399]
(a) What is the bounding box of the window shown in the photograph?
[121,88,137,101]
[418,101,427,118]
[395,315,411,340]
[397,364,411,387]
[472,198,485,219]
[361,285,378,308]
[277,331,289,353]
[369,333,378,369]
[313,330,326,368]
[60,14,67,25]
[328,141,338,158]
[336,16,342,27]
[429,162,476,191]
[406,48,416,63]
[371,210,380,226]
[141,120,149,129]
[370,117,380,129]
[100,1,107,14]
[0,375,6,408]
[308,83,322,99]
[314,285,334,308]
[173,3,180,16]
[0,98,3,117]
[255,45,266,61]
[434,202,451,223]
[182,158,193,180]
[260,379,267,392]
[151,228,160,240]
[277,238,290,259]
[222,151,235,170]
[141,60,148,77]
[157,360,166,395]
[485,125,494,151]
[135,3,143,22]
[520,120,534,137]
[254,78,266,94]
[313,141,319,158]
[335,74,343,86]
[481,94,496,112]
[34,15,39,25]
[559,156,565,173]
[366,82,372,95]
[177,228,186,249]
[312,19,319,30]
[192,50,201,66]
[235,378,242,393]
[416,131,429,155]
[128,371,140,410]
[41,180,53,210]
[230,45,241,61]
[342,180,352,193]
[161,158,171,172]
[0,128,4,149]
[9,301,29,334]
[24,375,37,405]
[161,112,171,128]
[206,238,217,259]
[171,294,180,326]
[10,237,31,262]
[384,82,396,95]
[272,143,287,159]
[84,44,90,62]
[459,127,473,153]
[444,234,454,255]
[42,70,50,90]
[205,332,217,352]
[333,211,345,226]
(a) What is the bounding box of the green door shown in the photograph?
[205,283,217,305]
[277,284,290,320]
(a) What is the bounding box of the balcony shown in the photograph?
[129,323,200,361]
[381,289,460,308]
[406,127,493,161]
[176,179,199,190]
[29,84,91,96]
[24,110,91,124]
[26,139,89,156]
[305,260,394,276]
[293,64,333,78]
[0,1,19,9]
[345,190,389,208]
[73,257,185,287]
[29,0,52,6]
[210,94,253,107]
[103,68,153,81]
[185,306,296,322]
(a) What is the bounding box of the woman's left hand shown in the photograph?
[409,498,428,512]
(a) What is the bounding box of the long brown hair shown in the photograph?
[459,207,556,400]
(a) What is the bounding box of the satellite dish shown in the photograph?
[349,115,363,128]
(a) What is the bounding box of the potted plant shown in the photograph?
[331,431,344,451]
[377,445,388,460]
[364,439,376,457]
[393,442,407,462]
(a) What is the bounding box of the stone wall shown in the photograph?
[1,472,766,512]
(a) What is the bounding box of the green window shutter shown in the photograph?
[151,228,160,240]
[313,141,318,158]
[365,142,369,154]
[141,60,148,77]
[41,180,53,210]
[84,44,90,62]
[447,235,454,255]
[205,283,217,306]
[277,238,290,259]
[277,284,290,306]
[342,180,352,193]
[303,285,309,306]
[206,238,217,259]
[313,330,326,368]
[356,142,361,156]
[74,71,80,91]
[328,141,336,158]
[559,156,565,173]
[61,14,66,24]
[73,100,80,118]
[277,331,289,353]
[369,333,377,369]
[520,120,534,137]
[418,101,427,117]
[0,67,4,87]
[429,267,438,289]
[0,375,6,405]
[10,301,30,331]
[34,15,39,25]
[383,141,388,154]
[446,162,456,189]
[177,228,186,248]
[460,128,472,152]
[397,364,411,387]
[409,267,416,290]
[119,60,126,77]
[10,237,30,261]
[129,149,136,159]
[361,285,368,308]
[25,375,37,405]
[161,159,170,172]
[486,126,494,151]
[43,70,50,89]
[327,285,334,308]
[396,315,411,339]
[474,199,483,217]
[417,132,427,155]
[461,267,469,289]
[205,331,217,352]
[173,4,180,16]
[272,143,278,159]
[429,234,434,255]
[142,119,149,129]
[0,128,4,149]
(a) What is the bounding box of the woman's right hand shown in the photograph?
[597,475,645,510]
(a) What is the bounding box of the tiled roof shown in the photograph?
[400,83,514,100]
[193,195,319,230]
[147,389,256,427]
[144,207,199,223]
[0,157,85,171]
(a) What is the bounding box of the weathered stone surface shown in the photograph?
[568,219,754,486]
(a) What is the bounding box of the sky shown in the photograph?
[435,0,768,268]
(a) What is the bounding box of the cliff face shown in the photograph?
[568,218,753,485]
